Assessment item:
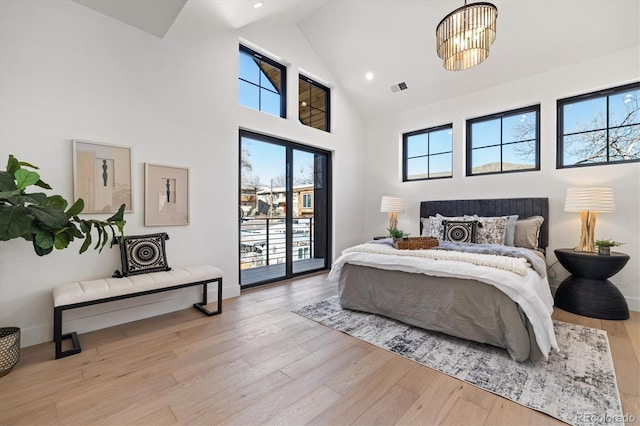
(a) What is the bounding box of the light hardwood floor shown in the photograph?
[1,272,638,425]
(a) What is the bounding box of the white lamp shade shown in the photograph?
[380,196,405,213]
[564,187,615,213]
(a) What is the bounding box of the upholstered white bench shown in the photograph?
[53,265,223,359]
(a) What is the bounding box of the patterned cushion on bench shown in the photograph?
[114,233,171,277]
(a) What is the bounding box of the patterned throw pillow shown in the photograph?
[428,214,468,239]
[473,216,509,245]
[113,233,171,277]
[442,220,478,243]
[466,215,518,246]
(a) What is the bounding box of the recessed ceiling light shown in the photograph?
[254,2,264,9]
[365,72,374,81]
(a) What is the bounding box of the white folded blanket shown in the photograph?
[343,243,531,276]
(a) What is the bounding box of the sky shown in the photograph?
[241,137,315,188]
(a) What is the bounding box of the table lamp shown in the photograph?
[564,187,615,252]
[380,196,405,232]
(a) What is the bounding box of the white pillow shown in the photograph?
[514,216,545,249]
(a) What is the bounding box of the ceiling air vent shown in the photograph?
[390,81,408,93]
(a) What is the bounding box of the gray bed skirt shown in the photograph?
[338,263,543,362]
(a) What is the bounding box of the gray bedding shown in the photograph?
[338,263,543,362]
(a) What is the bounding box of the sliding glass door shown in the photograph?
[239,130,331,288]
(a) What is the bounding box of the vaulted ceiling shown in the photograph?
[72,0,640,119]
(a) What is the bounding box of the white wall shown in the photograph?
[363,47,640,311]
[0,0,365,347]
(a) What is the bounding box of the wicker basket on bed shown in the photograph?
[394,237,439,250]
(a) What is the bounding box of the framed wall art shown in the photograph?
[144,163,190,226]
[73,140,133,214]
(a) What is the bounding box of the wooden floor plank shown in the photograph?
[624,317,640,364]
[351,384,419,425]
[0,273,637,426]
[221,344,371,425]
[261,385,342,426]
[437,395,490,425]
[307,357,417,425]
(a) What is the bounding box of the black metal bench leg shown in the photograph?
[193,278,223,316]
[54,307,82,359]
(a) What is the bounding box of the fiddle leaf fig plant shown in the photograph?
[0,155,126,256]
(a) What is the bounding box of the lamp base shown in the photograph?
[577,211,597,252]
[388,212,398,231]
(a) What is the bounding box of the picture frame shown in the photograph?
[144,163,190,226]
[72,140,133,214]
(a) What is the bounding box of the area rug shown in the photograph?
[294,296,624,426]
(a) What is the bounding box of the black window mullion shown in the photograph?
[606,94,610,161]
[500,117,504,172]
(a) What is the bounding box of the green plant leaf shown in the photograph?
[45,195,68,211]
[94,226,105,250]
[106,204,126,222]
[28,205,69,228]
[14,169,41,190]
[5,155,20,174]
[0,171,18,192]
[0,189,22,200]
[0,204,33,241]
[33,240,53,256]
[66,199,84,217]
[65,223,84,239]
[34,230,54,250]
[79,223,92,254]
[54,231,71,250]
[12,192,48,205]
[33,179,52,190]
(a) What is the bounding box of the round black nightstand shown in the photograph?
[554,248,630,320]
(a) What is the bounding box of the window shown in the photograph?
[466,105,540,176]
[302,193,312,208]
[299,75,330,132]
[403,124,453,181]
[557,82,640,168]
[238,45,286,118]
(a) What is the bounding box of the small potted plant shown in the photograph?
[387,227,408,240]
[594,239,623,255]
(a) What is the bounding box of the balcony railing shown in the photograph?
[240,217,314,270]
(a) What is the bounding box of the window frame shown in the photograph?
[299,75,330,132]
[238,44,287,118]
[302,193,312,208]
[556,81,640,169]
[466,104,541,176]
[402,123,453,182]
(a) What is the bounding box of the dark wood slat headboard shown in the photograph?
[420,197,549,249]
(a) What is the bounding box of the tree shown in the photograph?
[295,161,314,185]
[563,94,639,165]
[240,145,261,188]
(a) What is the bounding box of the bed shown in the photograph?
[328,197,558,362]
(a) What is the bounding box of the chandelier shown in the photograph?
[436,1,498,71]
